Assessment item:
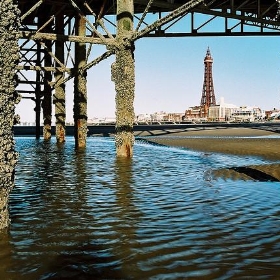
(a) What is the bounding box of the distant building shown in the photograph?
[208,97,237,121]
[265,108,280,120]
[136,111,184,124]
[185,106,207,121]
[185,48,266,122]
[230,106,264,122]
[150,112,166,122]
[164,113,185,122]
[208,98,265,122]
[185,47,216,120]
[136,113,152,123]
[200,47,216,109]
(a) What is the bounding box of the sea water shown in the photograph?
[1,136,280,279]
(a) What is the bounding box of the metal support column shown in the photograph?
[54,13,66,143]
[35,41,42,139]
[42,17,53,140]
[42,39,53,140]
[73,15,87,148]
[113,0,135,157]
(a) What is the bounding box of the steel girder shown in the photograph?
[146,0,280,37]
[16,0,280,102]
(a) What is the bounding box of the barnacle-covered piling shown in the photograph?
[73,15,87,148]
[0,0,20,229]
[42,39,53,141]
[113,0,135,157]
[54,13,66,143]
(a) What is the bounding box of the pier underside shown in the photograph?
[0,0,279,229]
[16,0,280,151]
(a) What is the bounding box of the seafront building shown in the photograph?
[184,48,266,123]
[230,106,265,122]
[207,97,237,121]
[265,108,280,120]
[208,101,265,122]
[136,111,184,124]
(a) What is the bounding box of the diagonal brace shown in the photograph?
[132,0,205,41]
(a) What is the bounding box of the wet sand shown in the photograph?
[142,128,280,181]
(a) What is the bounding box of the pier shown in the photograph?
[15,0,280,154]
[13,122,280,137]
[0,0,280,229]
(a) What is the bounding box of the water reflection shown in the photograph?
[74,149,87,188]
[0,230,13,279]
[1,137,280,279]
[112,157,142,277]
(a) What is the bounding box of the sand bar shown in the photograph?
[144,128,280,160]
[142,128,280,181]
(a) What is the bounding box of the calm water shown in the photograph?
[1,136,280,279]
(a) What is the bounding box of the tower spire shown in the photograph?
[200,47,216,108]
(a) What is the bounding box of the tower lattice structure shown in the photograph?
[200,47,216,108]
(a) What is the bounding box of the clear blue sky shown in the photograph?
[16,35,280,122]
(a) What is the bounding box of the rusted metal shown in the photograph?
[54,13,66,143]
[19,31,114,45]
[41,15,53,140]
[35,41,42,139]
[73,15,87,148]
[135,0,155,31]
[132,0,205,40]
[17,65,71,73]
[20,0,44,21]
[51,50,114,89]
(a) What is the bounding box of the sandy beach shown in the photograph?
[141,127,280,181]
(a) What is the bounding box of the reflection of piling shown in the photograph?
[0,0,20,229]
[113,0,135,157]
[74,15,87,149]
[54,14,66,143]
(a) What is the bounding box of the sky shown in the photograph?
[15,23,280,123]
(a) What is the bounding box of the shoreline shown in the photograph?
[142,128,280,160]
[142,128,280,182]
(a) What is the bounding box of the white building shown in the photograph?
[208,97,264,122]
[230,106,265,122]
[136,113,152,123]
[136,111,184,124]
[208,97,237,121]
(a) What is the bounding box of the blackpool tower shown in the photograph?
[200,47,216,108]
